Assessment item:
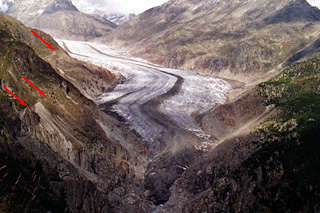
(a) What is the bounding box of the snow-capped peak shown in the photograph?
[83,8,136,25]
[105,13,136,25]
[0,0,14,13]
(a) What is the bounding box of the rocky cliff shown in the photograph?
[1,1,320,211]
[0,14,152,212]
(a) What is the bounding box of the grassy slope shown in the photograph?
[0,15,130,212]
[0,14,118,100]
[174,53,320,213]
[235,55,320,211]
[0,21,69,212]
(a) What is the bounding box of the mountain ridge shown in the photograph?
[83,8,136,25]
[1,0,320,211]
[1,0,117,40]
[102,0,320,83]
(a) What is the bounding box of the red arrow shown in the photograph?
[31,30,55,51]
[23,76,46,97]
[3,86,27,107]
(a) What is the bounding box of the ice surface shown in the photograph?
[56,39,232,147]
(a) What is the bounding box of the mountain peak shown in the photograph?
[82,8,136,26]
[42,0,79,14]
[1,0,117,40]
[264,0,320,24]
[104,0,320,81]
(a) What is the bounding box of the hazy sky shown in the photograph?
[72,0,169,15]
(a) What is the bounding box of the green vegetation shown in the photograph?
[0,15,58,58]
[259,57,320,130]
[0,14,125,212]
[0,15,77,212]
[237,56,320,211]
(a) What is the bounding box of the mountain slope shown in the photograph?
[103,0,320,83]
[160,53,320,213]
[0,14,152,212]
[2,0,117,40]
[0,14,119,100]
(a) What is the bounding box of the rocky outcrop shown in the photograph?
[2,2,320,211]
[200,88,269,141]
[0,14,152,212]
[160,132,267,213]
[160,55,320,212]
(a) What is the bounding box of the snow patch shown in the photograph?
[0,0,9,13]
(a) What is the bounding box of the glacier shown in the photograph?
[56,39,232,151]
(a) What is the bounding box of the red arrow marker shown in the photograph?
[3,86,27,107]
[23,76,46,97]
[31,30,55,51]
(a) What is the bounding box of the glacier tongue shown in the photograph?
[56,39,232,151]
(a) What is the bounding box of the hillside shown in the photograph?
[103,0,320,83]
[0,14,119,100]
[1,0,117,40]
[1,1,320,211]
[0,14,152,212]
[160,52,320,212]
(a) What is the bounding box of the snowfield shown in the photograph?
[57,39,232,149]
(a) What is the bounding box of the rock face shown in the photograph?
[1,2,320,212]
[1,0,117,40]
[200,89,268,141]
[0,14,151,212]
[160,55,320,212]
[103,0,320,82]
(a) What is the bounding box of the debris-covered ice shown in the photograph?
[56,39,232,147]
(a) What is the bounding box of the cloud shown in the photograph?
[72,0,168,15]
[306,0,320,8]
